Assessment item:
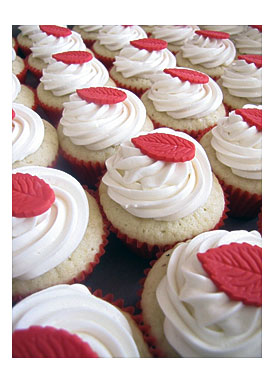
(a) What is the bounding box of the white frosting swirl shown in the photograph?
[30,29,86,64]
[199,25,248,38]
[12,284,140,357]
[211,105,262,180]
[61,88,147,150]
[12,166,89,280]
[113,43,176,79]
[12,103,44,163]
[221,59,262,103]
[180,33,236,68]
[19,25,67,39]
[147,69,223,119]
[102,128,213,221]
[234,26,262,55]
[97,25,147,51]
[151,25,199,47]
[12,73,21,101]
[40,55,109,96]
[156,229,262,357]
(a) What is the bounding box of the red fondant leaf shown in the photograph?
[52,51,93,64]
[77,87,127,105]
[39,25,72,38]
[235,108,262,132]
[164,68,209,84]
[238,54,262,68]
[12,173,55,218]
[130,38,168,52]
[132,132,196,163]
[12,326,99,358]
[197,242,262,306]
[195,30,230,40]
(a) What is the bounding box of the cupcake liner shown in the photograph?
[36,96,63,127]
[59,147,107,189]
[17,44,32,58]
[15,57,28,84]
[13,37,19,53]
[26,55,43,79]
[109,71,148,98]
[217,176,262,218]
[83,39,97,49]
[91,44,115,70]
[12,187,109,304]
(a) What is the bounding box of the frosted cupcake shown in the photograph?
[12,166,108,300]
[12,47,27,83]
[110,38,177,97]
[151,25,199,54]
[12,73,36,110]
[57,86,154,187]
[12,103,59,169]
[36,50,115,126]
[199,25,248,40]
[12,284,151,357]
[234,25,262,56]
[92,25,147,69]
[199,105,262,218]
[176,30,236,80]
[99,127,227,258]
[140,229,262,357]
[217,54,262,112]
[27,25,87,79]
[141,67,226,138]
[72,25,103,48]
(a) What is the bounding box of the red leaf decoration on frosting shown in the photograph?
[238,54,262,68]
[132,133,196,163]
[197,242,262,307]
[77,87,127,105]
[130,38,168,52]
[12,109,16,120]
[195,30,230,40]
[12,326,99,358]
[12,173,55,218]
[39,25,72,38]
[52,51,93,64]
[235,108,262,132]
[164,68,209,84]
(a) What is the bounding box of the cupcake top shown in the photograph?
[147,68,223,119]
[199,25,248,39]
[61,86,148,151]
[12,73,21,101]
[97,25,147,51]
[233,26,262,55]
[30,25,86,64]
[211,105,262,180]
[220,55,262,103]
[102,127,213,221]
[12,103,44,163]
[18,25,67,39]
[12,167,89,280]
[12,283,140,357]
[75,25,103,34]
[40,51,109,96]
[151,25,199,48]
[113,38,177,79]
[156,229,262,357]
[180,30,236,69]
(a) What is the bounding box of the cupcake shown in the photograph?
[217,54,262,112]
[12,47,28,83]
[12,103,59,169]
[99,127,227,258]
[234,25,262,56]
[57,86,154,187]
[199,105,262,218]
[92,25,147,69]
[141,67,226,139]
[26,25,87,79]
[12,166,108,300]
[151,25,199,54]
[176,30,236,80]
[140,229,262,357]
[199,25,248,40]
[72,25,103,48]
[12,284,152,357]
[36,50,116,126]
[16,25,42,57]
[109,38,177,97]
[12,73,36,110]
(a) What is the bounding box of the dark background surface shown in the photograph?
[12,25,259,310]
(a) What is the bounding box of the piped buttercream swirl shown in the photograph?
[97,25,147,51]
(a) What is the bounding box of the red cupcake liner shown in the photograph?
[17,43,32,58]
[109,70,149,98]
[59,147,107,189]
[19,84,38,111]
[83,38,96,49]
[91,43,115,70]
[13,37,19,53]
[36,96,63,127]
[12,187,109,304]
[26,54,43,79]
[15,57,28,84]
[217,176,262,219]
[96,183,229,259]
